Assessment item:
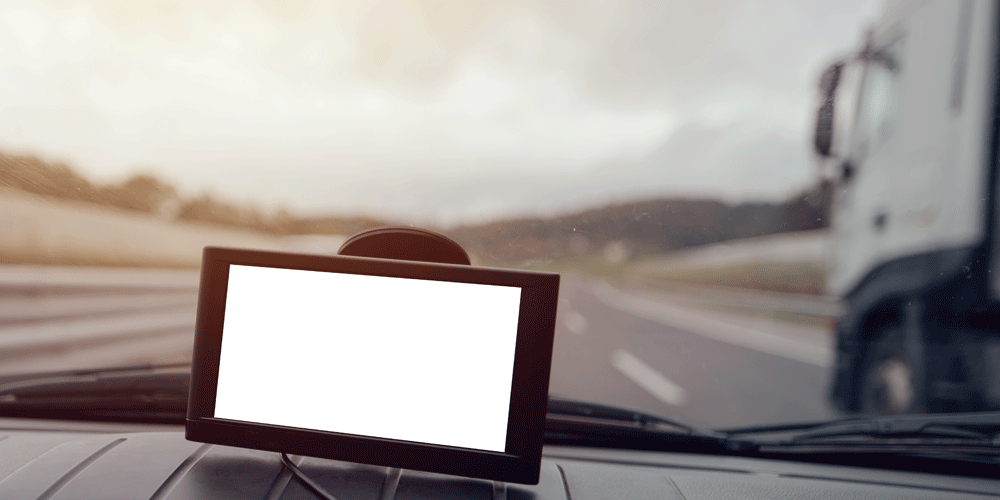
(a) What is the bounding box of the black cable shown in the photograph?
[280,452,340,500]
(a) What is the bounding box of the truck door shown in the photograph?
[827,30,901,297]
[830,0,972,296]
[878,0,971,265]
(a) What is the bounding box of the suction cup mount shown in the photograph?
[337,226,471,266]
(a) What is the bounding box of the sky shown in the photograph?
[0,0,880,226]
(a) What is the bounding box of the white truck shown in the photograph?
[815,0,1000,414]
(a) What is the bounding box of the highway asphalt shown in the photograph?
[549,278,838,430]
[0,270,838,430]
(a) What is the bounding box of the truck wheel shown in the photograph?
[860,326,923,415]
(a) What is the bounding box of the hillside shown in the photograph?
[445,182,831,266]
[0,150,831,268]
[0,152,396,235]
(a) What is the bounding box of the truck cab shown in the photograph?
[817,0,1000,414]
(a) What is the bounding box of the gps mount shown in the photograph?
[337,227,471,266]
[337,227,505,500]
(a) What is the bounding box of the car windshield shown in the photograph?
[4,0,995,439]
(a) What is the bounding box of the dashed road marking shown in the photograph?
[611,349,687,406]
[563,310,588,335]
[592,282,831,367]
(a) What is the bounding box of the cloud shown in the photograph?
[0,0,878,223]
[246,118,811,228]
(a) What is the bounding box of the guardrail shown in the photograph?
[0,266,200,290]
[0,267,201,373]
[647,282,843,319]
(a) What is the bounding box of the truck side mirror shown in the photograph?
[814,61,844,158]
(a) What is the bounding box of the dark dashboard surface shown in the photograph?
[1,419,999,500]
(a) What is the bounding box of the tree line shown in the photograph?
[0,152,391,235]
[446,182,832,265]
[0,150,831,264]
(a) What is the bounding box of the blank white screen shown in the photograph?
[214,264,522,453]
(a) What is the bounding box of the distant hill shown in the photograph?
[444,182,831,266]
[0,151,395,235]
[0,149,830,266]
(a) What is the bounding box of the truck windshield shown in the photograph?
[2,0,997,440]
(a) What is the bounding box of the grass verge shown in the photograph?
[630,261,827,295]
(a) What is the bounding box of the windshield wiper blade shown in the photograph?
[543,397,751,454]
[544,396,743,447]
[0,372,190,401]
[546,396,698,433]
[0,362,191,385]
[0,365,191,423]
[723,412,1000,448]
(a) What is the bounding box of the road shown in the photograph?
[549,278,837,429]
[0,267,838,430]
[0,267,200,374]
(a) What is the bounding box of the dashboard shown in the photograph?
[2,419,999,499]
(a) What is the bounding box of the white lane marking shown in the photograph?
[0,266,199,288]
[0,292,196,322]
[611,349,687,406]
[591,282,831,368]
[563,310,588,335]
[0,309,196,351]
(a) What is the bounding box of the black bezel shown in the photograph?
[186,246,559,485]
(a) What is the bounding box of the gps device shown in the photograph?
[186,246,559,485]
